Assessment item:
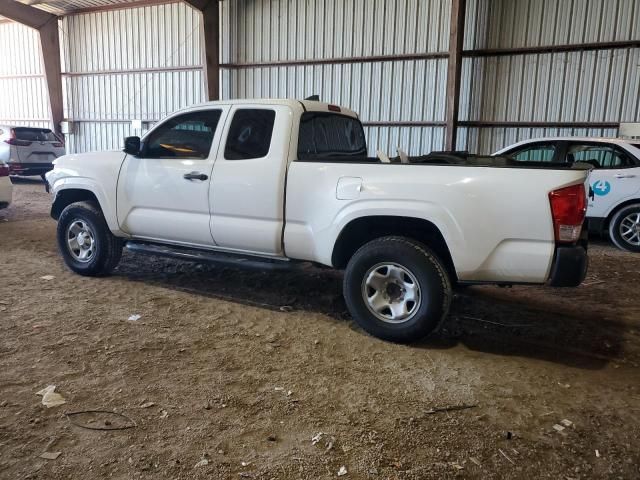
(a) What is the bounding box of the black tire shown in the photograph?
[609,203,640,253]
[343,236,452,343]
[57,201,123,276]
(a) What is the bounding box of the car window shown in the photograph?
[298,112,367,160]
[224,109,276,160]
[13,127,58,142]
[509,144,556,162]
[567,144,632,169]
[144,110,222,159]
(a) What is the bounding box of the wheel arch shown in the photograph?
[51,188,101,220]
[331,215,457,281]
[605,198,640,229]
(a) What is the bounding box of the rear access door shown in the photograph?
[209,105,293,255]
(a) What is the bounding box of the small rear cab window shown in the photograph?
[224,109,276,160]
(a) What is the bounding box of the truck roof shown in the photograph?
[188,98,359,118]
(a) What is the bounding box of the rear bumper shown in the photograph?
[8,162,53,176]
[547,244,589,287]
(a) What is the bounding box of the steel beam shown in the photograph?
[183,0,219,101]
[445,0,466,151]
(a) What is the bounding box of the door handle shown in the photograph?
[614,174,636,179]
[183,172,208,181]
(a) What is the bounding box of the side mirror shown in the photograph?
[123,136,141,156]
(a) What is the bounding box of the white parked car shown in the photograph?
[495,138,640,252]
[0,160,12,209]
[47,99,590,342]
[0,125,65,179]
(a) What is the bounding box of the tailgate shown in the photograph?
[13,128,64,164]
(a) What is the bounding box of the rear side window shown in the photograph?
[13,128,58,142]
[298,112,367,160]
[567,144,633,169]
[509,144,556,162]
[224,109,276,160]
[144,110,221,159]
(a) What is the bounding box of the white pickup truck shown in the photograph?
[46,99,590,342]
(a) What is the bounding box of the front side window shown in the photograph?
[297,112,367,160]
[567,144,632,169]
[509,144,557,162]
[144,110,221,159]
[224,109,276,160]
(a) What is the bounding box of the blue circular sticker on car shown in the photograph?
[592,180,611,196]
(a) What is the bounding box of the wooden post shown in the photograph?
[0,1,63,135]
[445,0,466,151]
[39,18,64,135]
[184,0,220,101]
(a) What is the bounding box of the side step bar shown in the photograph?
[125,241,305,271]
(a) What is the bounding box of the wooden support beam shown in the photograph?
[184,0,219,101]
[0,2,63,135]
[445,0,466,151]
[39,18,64,135]
[0,0,53,28]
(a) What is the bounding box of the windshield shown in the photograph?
[297,112,367,160]
[13,127,58,142]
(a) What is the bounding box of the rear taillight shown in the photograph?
[0,164,9,177]
[549,184,587,243]
[5,129,31,146]
[4,138,32,146]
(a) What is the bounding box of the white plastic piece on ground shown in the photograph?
[40,275,55,281]
[36,385,66,408]
[39,451,61,460]
[128,314,141,322]
[397,147,410,164]
[560,419,573,427]
[194,458,209,468]
[552,424,565,432]
[337,465,348,476]
[311,432,324,445]
[376,150,390,163]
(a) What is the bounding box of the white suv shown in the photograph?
[0,125,65,179]
[495,138,640,252]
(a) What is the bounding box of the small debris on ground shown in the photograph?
[595,450,601,458]
[39,451,61,460]
[128,314,142,322]
[553,424,565,432]
[499,448,515,465]
[40,275,55,281]
[194,458,209,468]
[140,401,155,408]
[560,419,573,427]
[469,457,481,466]
[311,432,325,445]
[337,465,347,476]
[160,410,168,419]
[506,431,513,440]
[0,400,7,407]
[267,434,277,442]
[36,385,66,408]
[425,404,477,414]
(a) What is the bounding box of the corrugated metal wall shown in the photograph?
[222,0,451,155]
[59,1,206,152]
[460,0,640,153]
[0,21,51,129]
[2,0,639,156]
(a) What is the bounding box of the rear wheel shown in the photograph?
[57,201,123,276]
[343,236,452,342]
[609,204,640,253]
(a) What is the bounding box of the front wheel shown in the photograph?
[609,204,640,253]
[56,201,123,276]
[343,236,452,343]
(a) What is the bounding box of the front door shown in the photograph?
[565,142,640,218]
[117,108,227,247]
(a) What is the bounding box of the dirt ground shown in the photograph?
[1,179,639,480]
